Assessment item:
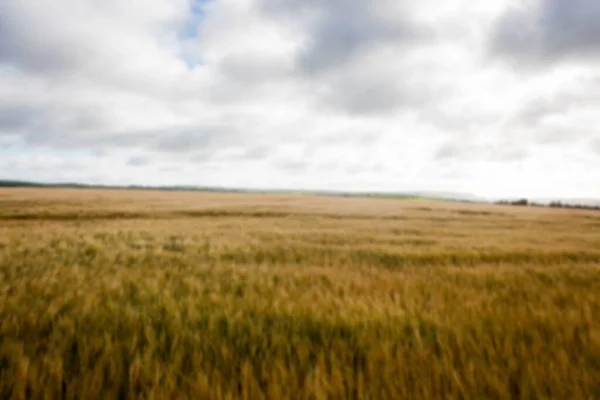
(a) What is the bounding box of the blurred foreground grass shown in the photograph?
[1,189,599,399]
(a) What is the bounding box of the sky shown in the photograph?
[1,0,600,199]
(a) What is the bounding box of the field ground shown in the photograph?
[1,188,600,399]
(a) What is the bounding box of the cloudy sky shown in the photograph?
[1,0,599,199]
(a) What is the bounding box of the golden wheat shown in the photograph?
[0,188,599,399]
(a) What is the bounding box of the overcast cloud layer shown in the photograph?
[1,0,599,199]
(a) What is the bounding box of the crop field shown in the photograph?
[1,188,599,399]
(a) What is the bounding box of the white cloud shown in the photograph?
[1,0,600,199]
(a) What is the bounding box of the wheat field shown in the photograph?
[0,188,599,399]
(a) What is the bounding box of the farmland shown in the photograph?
[1,188,599,399]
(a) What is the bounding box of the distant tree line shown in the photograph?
[0,180,39,187]
[495,199,600,211]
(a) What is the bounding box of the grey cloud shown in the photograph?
[517,98,568,126]
[0,2,89,74]
[127,156,151,167]
[319,130,381,147]
[434,142,467,161]
[514,96,592,133]
[346,162,384,175]
[434,140,529,163]
[93,149,108,158]
[491,0,600,65]
[0,105,40,132]
[533,128,571,145]
[274,159,310,172]
[116,125,238,158]
[241,145,272,160]
[531,122,595,146]
[0,92,268,164]
[516,83,600,126]
[159,165,183,173]
[155,127,226,152]
[295,6,415,74]
[188,144,272,164]
[218,53,291,83]
[321,75,432,115]
[0,1,198,104]
[592,139,600,155]
[18,107,112,147]
[260,0,422,75]
[506,75,600,146]
[489,147,529,162]
[188,150,213,163]
[420,108,495,134]
[17,115,241,160]
[207,55,293,104]
[255,0,435,115]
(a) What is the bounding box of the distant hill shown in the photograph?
[0,180,244,192]
[0,179,483,202]
[2,179,597,208]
